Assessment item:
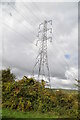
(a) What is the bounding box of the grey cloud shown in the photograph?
[1,2,78,89]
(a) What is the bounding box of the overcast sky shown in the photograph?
[0,1,78,89]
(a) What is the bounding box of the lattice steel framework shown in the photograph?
[33,20,52,88]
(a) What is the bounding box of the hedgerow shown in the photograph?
[1,68,79,118]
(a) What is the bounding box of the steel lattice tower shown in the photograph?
[33,20,52,88]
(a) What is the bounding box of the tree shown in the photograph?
[75,79,80,91]
[2,68,15,82]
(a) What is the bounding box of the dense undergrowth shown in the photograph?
[1,68,79,118]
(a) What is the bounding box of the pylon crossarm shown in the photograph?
[32,20,52,88]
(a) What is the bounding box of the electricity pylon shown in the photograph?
[33,20,52,88]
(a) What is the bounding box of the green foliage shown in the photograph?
[2,68,78,118]
[75,79,80,91]
[2,68,15,82]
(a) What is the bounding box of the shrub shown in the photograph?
[2,68,15,82]
[2,72,78,117]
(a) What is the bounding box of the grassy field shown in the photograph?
[2,108,69,118]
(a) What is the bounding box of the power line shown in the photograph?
[30,0,46,20]
[1,19,35,46]
[16,2,39,25]
[7,2,37,37]
[2,2,77,80]
[4,6,37,38]
[22,2,41,22]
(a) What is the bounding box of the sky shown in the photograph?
[0,0,79,89]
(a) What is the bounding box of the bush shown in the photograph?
[2,68,15,82]
[2,71,78,117]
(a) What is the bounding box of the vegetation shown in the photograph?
[2,68,15,82]
[2,108,61,118]
[75,79,80,89]
[1,68,79,118]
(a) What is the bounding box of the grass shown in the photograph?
[52,89,78,94]
[2,108,69,118]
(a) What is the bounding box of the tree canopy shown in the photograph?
[2,68,15,82]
